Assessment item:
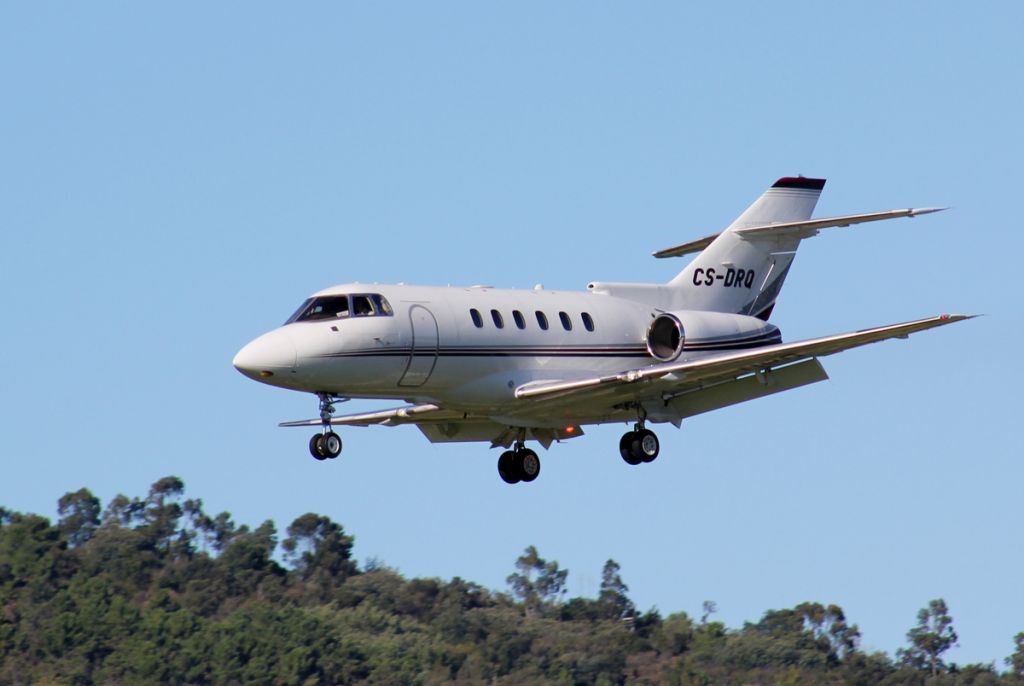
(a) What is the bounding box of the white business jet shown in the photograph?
[233,177,971,484]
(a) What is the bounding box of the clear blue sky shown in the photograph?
[2,1,1020,668]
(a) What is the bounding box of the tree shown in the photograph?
[506,545,567,616]
[282,513,356,591]
[1007,631,1024,676]
[181,498,214,553]
[654,612,695,656]
[141,476,186,554]
[796,602,860,660]
[216,519,284,602]
[701,600,718,624]
[57,488,101,548]
[206,511,242,554]
[102,494,143,528]
[899,598,958,676]
[597,559,635,620]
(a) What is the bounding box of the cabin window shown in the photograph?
[491,309,504,329]
[559,311,572,331]
[536,311,549,330]
[513,310,526,329]
[470,309,483,328]
[581,312,595,332]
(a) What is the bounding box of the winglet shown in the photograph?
[906,207,948,217]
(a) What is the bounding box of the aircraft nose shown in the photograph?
[233,328,297,379]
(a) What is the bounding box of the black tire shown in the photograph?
[309,434,328,461]
[518,449,541,482]
[620,431,642,465]
[634,429,660,463]
[322,432,343,458]
[498,450,520,484]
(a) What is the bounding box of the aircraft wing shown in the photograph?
[653,208,945,258]
[279,314,972,434]
[279,403,577,448]
[515,314,973,402]
[280,403,462,428]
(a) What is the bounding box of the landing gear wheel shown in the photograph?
[321,432,343,459]
[309,432,342,460]
[517,449,541,482]
[620,432,642,465]
[308,393,345,461]
[309,434,328,461]
[498,450,520,484]
[634,429,659,463]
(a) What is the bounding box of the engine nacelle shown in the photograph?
[645,310,781,362]
[646,313,686,361]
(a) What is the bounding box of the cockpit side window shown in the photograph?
[352,295,375,316]
[373,294,394,316]
[351,294,395,317]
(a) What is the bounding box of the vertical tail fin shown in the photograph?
[669,177,826,319]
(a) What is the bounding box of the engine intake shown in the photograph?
[647,314,685,361]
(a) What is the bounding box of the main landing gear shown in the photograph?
[309,392,343,461]
[619,422,660,466]
[497,444,541,484]
[310,432,342,460]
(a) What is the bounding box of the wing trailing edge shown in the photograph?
[515,314,974,402]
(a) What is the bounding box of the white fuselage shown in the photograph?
[233,282,781,427]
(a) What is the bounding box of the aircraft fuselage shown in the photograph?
[233,282,779,424]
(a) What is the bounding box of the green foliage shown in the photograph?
[1,479,1019,685]
[282,513,356,590]
[597,558,635,620]
[506,545,568,617]
[1009,632,1024,676]
[900,598,959,676]
[57,488,100,548]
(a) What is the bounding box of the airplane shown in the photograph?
[233,176,972,484]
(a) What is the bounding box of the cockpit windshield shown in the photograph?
[285,294,393,325]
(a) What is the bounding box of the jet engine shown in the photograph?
[646,313,686,361]
[645,310,781,362]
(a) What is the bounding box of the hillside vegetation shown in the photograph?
[1,477,1020,685]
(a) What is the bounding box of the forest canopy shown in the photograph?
[1,477,1020,685]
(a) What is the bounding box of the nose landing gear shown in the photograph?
[309,392,344,461]
[497,444,541,484]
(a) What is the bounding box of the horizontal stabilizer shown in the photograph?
[653,208,946,258]
[651,232,719,258]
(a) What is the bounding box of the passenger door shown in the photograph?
[398,305,439,387]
